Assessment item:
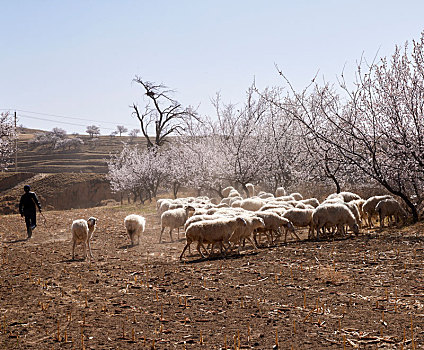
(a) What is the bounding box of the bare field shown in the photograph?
[0,203,423,349]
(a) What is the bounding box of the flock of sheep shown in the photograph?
[70,184,407,261]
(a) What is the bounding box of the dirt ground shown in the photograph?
[0,203,423,349]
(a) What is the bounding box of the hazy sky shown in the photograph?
[1,1,423,134]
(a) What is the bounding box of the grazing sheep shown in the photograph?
[342,202,361,231]
[300,198,320,208]
[258,192,274,199]
[282,208,314,238]
[254,211,296,245]
[228,189,241,198]
[222,186,235,198]
[350,199,366,225]
[71,217,97,261]
[124,214,146,246]
[160,206,195,243]
[229,196,243,206]
[180,217,247,260]
[220,197,232,205]
[246,183,255,197]
[240,198,264,211]
[229,215,265,253]
[339,191,361,202]
[327,191,361,203]
[231,200,243,208]
[312,204,359,240]
[184,214,223,230]
[290,192,303,201]
[362,195,393,227]
[275,187,286,197]
[375,198,407,227]
[157,200,172,217]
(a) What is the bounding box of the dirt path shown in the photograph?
[1,204,423,349]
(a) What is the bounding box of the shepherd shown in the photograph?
[19,185,42,239]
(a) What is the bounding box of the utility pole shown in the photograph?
[14,111,17,172]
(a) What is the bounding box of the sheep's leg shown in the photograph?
[253,231,260,247]
[83,243,87,261]
[290,229,301,241]
[247,237,258,251]
[169,228,174,242]
[88,240,94,259]
[209,242,216,256]
[367,214,373,228]
[72,240,76,260]
[159,227,165,243]
[180,242,191,260]
[316,225,321,241]
[196,241,207,258]
[177,227,180,240]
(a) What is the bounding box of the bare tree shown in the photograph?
[116,125,128,137]
[131,77,199,148]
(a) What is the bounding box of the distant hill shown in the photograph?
[13,128,148,174]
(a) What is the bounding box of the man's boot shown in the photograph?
[27,227,32,239]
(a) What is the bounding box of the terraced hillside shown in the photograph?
[15,129,147,174]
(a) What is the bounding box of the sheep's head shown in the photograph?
[352,223,359,235]
[184,206,196,215]
[252,217,265,230]
[281,217,295,232]
[236,217,247,226]
[87,217,97,230]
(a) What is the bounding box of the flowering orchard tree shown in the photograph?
[0,112,16,170]
[107,144,169,203]
[269,32,424,222]
[209,89,272,197]
[86,125,100,138]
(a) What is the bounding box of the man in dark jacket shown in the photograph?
[19,185,42,239]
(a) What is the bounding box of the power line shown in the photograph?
[1,108,141,130]
[18,113,113,130]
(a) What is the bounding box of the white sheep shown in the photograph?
[342,201,361,231]
[282,208,314,238]
[258,192,274,199]
[300,198,320,208]
[362,195,393,227]
[254,211,296,245]
[228,189,241,198]
[246,183,255,197]
[327,191,362,203]
[222,186,235,198]
[375,198,407,227]
[71,217,97,261]
[180,217,247,260]
[275,187,286,197]
[312,203,359,240]
[160,206,195,243]
[290,192,303,201]
[240,198,264,211]
[229,215,265,253]
[124,214,146,246]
